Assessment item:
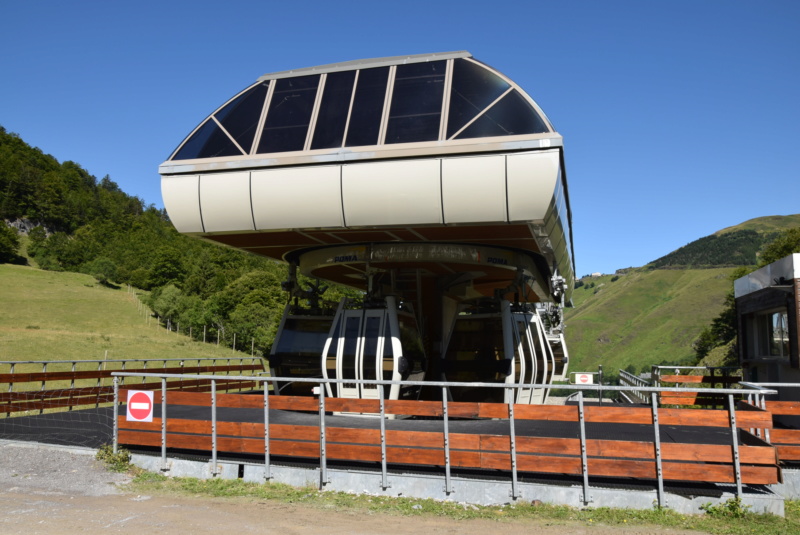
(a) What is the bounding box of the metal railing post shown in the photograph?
[578,391,591,505]
[728,394,743,498]
[760,392,771,443]
[508,391,519,500]
[651,392,665,508]
[318,382,328,488]
[264,382,271,481]
[6,363,14,418]
[161,378,168,472]
[442,387,453,496]
[112,377,119,454]
[379,384,389,490]
[211,379,218,476]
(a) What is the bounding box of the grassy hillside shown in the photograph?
[0,264,256,363]
[649,214,800,269]
[563,268,735,375]
[716,214,800,235]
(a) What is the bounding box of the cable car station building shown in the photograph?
[160,51,575,403]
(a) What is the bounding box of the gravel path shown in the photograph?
[0,440,707,535]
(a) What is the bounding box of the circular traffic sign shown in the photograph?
[128,391,153,421]
[578,374,590,384]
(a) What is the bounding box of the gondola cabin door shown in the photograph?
[323,307,387,400]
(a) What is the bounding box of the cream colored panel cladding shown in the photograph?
[251,166,343,230]
[199,172,254,232]
[161,176,203,233]
[507,150,560,222]
[342,159,442,227]
[441,155,507,224]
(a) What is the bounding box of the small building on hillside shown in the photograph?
[735,253,800,384]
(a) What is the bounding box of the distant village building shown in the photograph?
[735,254,800,384]
[591,272,602,278]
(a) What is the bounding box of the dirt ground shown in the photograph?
[0,441,708,535]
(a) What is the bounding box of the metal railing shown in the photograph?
[619,370,651,404]
[112,373,778,508]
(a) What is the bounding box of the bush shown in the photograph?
[96,444,132,472]
[0,223,21,263]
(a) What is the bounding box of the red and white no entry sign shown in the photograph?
[126,390,154,422]
[577,373,593,385]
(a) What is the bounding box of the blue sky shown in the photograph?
[1,1,798,277]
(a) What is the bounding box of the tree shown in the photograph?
[758,227,800,266]
[0,224,20,263]
[148,247,185,289]
[86,256,118,286]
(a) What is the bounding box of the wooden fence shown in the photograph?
[653,366,742,407]
[0,358,265,415]
[117,391,780,487]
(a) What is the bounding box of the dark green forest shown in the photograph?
[0,126,355,355]
[648,229,776,269]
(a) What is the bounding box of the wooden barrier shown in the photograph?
[657,374,742,406]
[0,361,265,415]
[117,392,781,486]
[762,400,800,462]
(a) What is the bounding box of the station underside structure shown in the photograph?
[160,51,575,402]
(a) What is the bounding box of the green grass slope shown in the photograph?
[716,214,800,235]
[0,264,256,363]
[563,268,735,375]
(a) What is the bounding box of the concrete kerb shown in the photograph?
[771,467,800,499]
[128,452,786,516]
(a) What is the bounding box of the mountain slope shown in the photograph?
[564,268,735,374]
[648,214,800,269]
[0,264,248,363]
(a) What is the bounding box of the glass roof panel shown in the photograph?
[257,74,320,154]
[455,90,549,139]
[385,61,446,144]
[345,67,389,147]
[447,59,510,139]
[311,70,356,150]
[172,119,243,160]
[214,81,269,154]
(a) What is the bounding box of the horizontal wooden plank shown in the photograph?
[663,462,779,485]
[387,446,445,466]
[776,445,800,461]
[270,424,319,441]
[267,396,319,412]
[118,429,161,447]
[514,453,583,474]
[514,404,578,421]
[659,375,740,385]
[769,429,800,444]
[658,408,772,429]
[0,364,264,385]
[1,394,115,414]
[0,385,114,402]
[765,401,800,415]
[216,392,264,409]
[326,398,382,414]
[385,399,443,417]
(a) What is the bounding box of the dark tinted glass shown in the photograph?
[447,59,510,138]
[214,81,269,154]
[385,61,445,144]
[172,119,243,160]
[310,70,356,150]
[455,90,549,139]
[257,74,320,153]
[345,67,389,147]
[362,316,380,383]
[342,316,360,382]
